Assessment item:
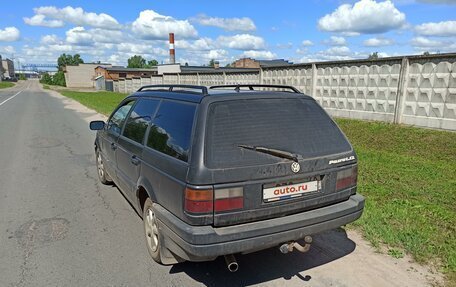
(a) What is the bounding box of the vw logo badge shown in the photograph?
[291,162,300,173]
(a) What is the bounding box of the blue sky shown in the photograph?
[0,0,455,67]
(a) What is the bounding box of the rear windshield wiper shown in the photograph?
[237,144,301,162]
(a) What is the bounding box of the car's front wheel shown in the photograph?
[95,148,112,185]
[143,198,162,263]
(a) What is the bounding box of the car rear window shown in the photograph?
[147,100,196,162]
[205,98,351,168]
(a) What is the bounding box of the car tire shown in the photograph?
[143,198,162,263]
[95,148,112,185]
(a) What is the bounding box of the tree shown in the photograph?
[57,53,84,71]
[128,55,147,68]
[147,59,158,67]
[423,51,430,56]
[208,59,216,67]
[128,55,159,68]
[367,52,379,60]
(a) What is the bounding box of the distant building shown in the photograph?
[63,63,112,88]
[95,66,158,81]
[156,63,258,75]
[232,58,293,68]
[1,58,15,79]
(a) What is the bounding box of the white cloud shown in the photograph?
[411,36,444,47]
[32,6,120,30]
[410,36,456,52]
[117,43,168,56]
[324,36,347,46]
[217,34,265,50]
[132,10,197,40]
[0,27,20,42]
[301,40,314,46]
[415,20,456,37]
[241,50,277,59]
[193,14,256,32]
[41,34,60,45]
[66,27,93,46]
[363,37,394,46]
[24,14,64,28]
[206,49,229,60]
[65,27,124,46]
[325,46,351,56]
[0,45,15,55]
[318,0,406,34]
[276,42,293,49]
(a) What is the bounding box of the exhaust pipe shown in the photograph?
[224,254,239,272]
[279,236,313,254]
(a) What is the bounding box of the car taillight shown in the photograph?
[184,187,213,213]
[214,187,244,212]
[336,166,358,191]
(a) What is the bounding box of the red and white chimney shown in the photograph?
[169,33,175,64]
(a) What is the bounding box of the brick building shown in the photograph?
[232,58,292,68]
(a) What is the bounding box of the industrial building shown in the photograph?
[1,57,15,79]
[63,63,112,88]
[232,58,293,68]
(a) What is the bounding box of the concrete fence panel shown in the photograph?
[401,60,456,130]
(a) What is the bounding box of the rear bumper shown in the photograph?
[154,193,365,261]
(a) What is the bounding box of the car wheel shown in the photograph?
[96,148,112,184]
[143,198,162,263]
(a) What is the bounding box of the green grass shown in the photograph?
[336,118,456,284]
[42,84,50,90]
[0,82,15,89]
[59,90,127,115]
[55,90,456,284]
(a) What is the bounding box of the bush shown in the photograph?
[52,71,66,86]
[39,71,66,87]
[18,74,27,80]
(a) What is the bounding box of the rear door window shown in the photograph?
[122,99,160,144]
[147,100,196,162]
[205,98,351,168]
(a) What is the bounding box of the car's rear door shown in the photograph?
[201,96,356,226]
[116,98,160,201]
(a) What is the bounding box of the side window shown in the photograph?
[107,101,135,135]
[123,99,160,144]
[147,101,196,162]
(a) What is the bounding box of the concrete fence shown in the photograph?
[111,53,456,131]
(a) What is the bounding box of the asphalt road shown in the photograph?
[0,80,440,287]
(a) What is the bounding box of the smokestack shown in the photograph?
[169,33,175,64]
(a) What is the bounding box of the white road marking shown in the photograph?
[0,90,23,107]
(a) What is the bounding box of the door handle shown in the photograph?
[110,142,117,150]
[131,156,140,166]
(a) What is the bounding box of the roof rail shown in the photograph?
[209,84,301,93]
[137,84,208,95]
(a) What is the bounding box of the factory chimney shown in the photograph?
[169,33,175,64]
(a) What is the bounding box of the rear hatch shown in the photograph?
[203,96,356,226]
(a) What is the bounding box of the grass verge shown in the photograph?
[0,82,15,89]
[59,90,127,115]
[56,90,455,285]
[336,118,455,285]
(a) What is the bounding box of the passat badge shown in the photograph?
[291,162,300,173]
[329,155,355,165]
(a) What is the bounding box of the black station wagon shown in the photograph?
[89,84,364,272]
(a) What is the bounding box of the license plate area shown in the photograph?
[263,180,321,202]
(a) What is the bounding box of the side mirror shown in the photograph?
[89,120,105,130]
